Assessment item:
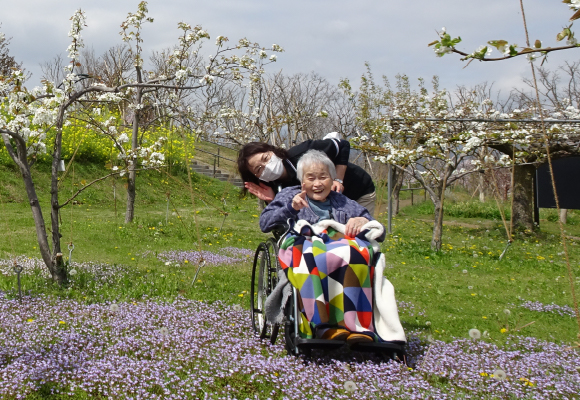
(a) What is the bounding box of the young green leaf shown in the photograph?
[487,40,507,50]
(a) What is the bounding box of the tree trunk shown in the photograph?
[19,160,54,278]
[428,165,451,252]
[49,112,67,285]
[2,108,67,285]
[478,173,485,202]
[391,168,405,215]
[512,163,536,231]
[125,67,142,223]
[258,198,266,211]
[560,209,568,224]
[431,197,444,251]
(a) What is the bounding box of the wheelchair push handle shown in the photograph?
[271,219,294,242]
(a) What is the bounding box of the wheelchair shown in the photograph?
[250,224,406,360]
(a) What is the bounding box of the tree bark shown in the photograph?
[2,127,63,283]
[560,209,568,224]
[125,66,142,223]
[391,167,405,215]
[49,117,67,284]
[427,164,451,252]
[478,173,485,202]
[431,197,444,251]
[19,159,54,277]
[512,163,536,231]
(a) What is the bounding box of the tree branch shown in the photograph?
[451,44,578,62]
[0,131,26,170]
[58,170,147,209]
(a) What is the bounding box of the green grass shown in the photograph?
[0,161,265,306]
[193,141,239,176]
[0,161,578,349]
[379,213,579,346]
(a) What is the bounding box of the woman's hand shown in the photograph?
[331,180,344,193]
[244,182,275,202]
[333,165,347,193]
[345,217,369,237]
[292,190,309,211]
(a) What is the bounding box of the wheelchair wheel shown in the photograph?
[284,288,299,356]
[284,287,314,357]
[250,238,280,344]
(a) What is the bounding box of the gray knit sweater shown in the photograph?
[259,185,385,242]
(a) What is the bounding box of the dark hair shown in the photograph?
[237,142,289,196]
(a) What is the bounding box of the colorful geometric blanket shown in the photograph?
[278,225,378,340]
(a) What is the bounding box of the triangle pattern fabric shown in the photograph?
[278,223,378,340]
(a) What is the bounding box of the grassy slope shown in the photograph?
[0,161,267,306]
[0,162,578,347]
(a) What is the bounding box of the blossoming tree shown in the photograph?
[428,0,580,231]
[427,0,580,345]
[0,3,282,284]
[345,73,501,250]
[0,29,23,96]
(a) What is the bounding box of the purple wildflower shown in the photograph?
[156,247,253,267]
[0,297,578,399]
[517,300,577,318]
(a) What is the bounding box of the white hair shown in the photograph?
[296,150,337,183]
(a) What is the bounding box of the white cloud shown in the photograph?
[0,0,574,96]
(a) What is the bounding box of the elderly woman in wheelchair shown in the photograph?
[251,150,406,357]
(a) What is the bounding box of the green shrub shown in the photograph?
[414,201,435,215]
[543,208,579,225]
[412,199,509,220]
[445,201,509,220]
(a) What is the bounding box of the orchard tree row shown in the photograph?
[3,1,580,284]
[0,3,282,283]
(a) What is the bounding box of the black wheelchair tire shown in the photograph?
[250,238,281,344]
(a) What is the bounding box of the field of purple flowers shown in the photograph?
[0,278,579,398]
[1,164,579,399]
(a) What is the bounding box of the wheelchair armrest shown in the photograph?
[272,224,289,241]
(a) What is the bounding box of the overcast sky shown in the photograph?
[0,0,576,96]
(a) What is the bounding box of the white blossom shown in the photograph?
[117,133,130,144]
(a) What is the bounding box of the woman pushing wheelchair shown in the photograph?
[237,133,377,215]
[259,150,405,346]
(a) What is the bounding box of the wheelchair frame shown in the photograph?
[250,226,406,360]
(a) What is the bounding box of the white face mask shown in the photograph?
[259,153,285,182]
